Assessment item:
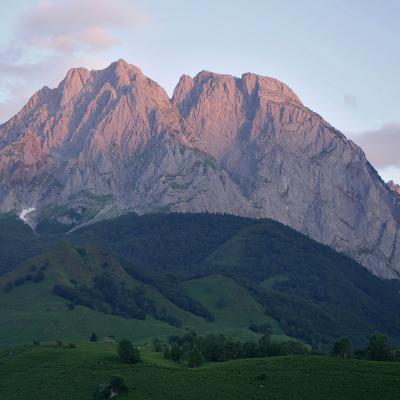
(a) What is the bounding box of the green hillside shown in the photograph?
[1,212,400,350]
[1,341,399,400]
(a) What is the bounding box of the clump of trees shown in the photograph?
[162,332,309,367]
[331,334,399,362]
[53,272,182,326]
[330,337,352,359]
[4,266,46,292]
[117,340,141,364]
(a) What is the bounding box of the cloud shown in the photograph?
[0,0,149,123]
[18,0,149,52]
[344,94,357,108]
[351,123,400,168]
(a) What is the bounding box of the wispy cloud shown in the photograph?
[0,0,149,123]
[18,0,149,53]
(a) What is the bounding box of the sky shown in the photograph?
[0,0,399,182]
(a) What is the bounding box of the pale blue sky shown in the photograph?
[1,0,399,181]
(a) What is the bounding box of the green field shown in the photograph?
[0,341,399,400]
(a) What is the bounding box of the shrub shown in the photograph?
[256,373,267,381]
[90,333,98,342]
[117,340,141,364]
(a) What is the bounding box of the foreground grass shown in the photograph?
[0,341,399,400]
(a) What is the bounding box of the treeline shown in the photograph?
[53,271,181,327]
[331,334,400,362]
[160,332,309,367]
[159,332,400,368]
[120,258,214,321]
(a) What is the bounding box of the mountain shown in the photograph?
[0,60,399,278]
[1,213,400,349]
[387,180,400,196]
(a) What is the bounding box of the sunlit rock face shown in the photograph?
[387,181,400,196]
[0,60,399,278]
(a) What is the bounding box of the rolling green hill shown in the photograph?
[1,341,399,400]
[1,212,400,350]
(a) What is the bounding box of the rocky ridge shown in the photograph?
[0,60,399,278]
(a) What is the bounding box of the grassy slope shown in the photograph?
[0,342,399,400]
[0,245,268,347]
[182,274,286,341]
[2,212,400,349]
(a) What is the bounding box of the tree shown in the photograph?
[259,334,271,356]
[366,334,393,361]
[153,338,163,352]
[90,333,98,342]
[170,344,182,362]
[279,340,309,356]
[117,339,141,364]
[186,347,204,368]
[331,337,353,359]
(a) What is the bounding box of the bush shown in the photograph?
[256,373,267,381]
[94,376,128,399]
[14,277,26,286]
[117,340,141,364]
[109,376,128,393]
[90,333,98,342]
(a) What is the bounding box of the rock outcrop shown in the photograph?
[387,180,400,196]
[0,60,399,278]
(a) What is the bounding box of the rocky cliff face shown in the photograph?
[0,60,399,278]
[388,181,400,196]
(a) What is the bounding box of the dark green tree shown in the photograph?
[186,347,204,368]
[117,339,141,364]
[259,334,271,356]
[90,333,98,342]
[331,337,353,359]
[170,344,182,362]
[366,334,394,361]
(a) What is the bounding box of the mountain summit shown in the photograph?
[0,60,399,278]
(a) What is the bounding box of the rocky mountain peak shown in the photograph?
[104,59,144,87]
[0,60,399,279]
[59,67,91,107]
[241,72,302,105]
